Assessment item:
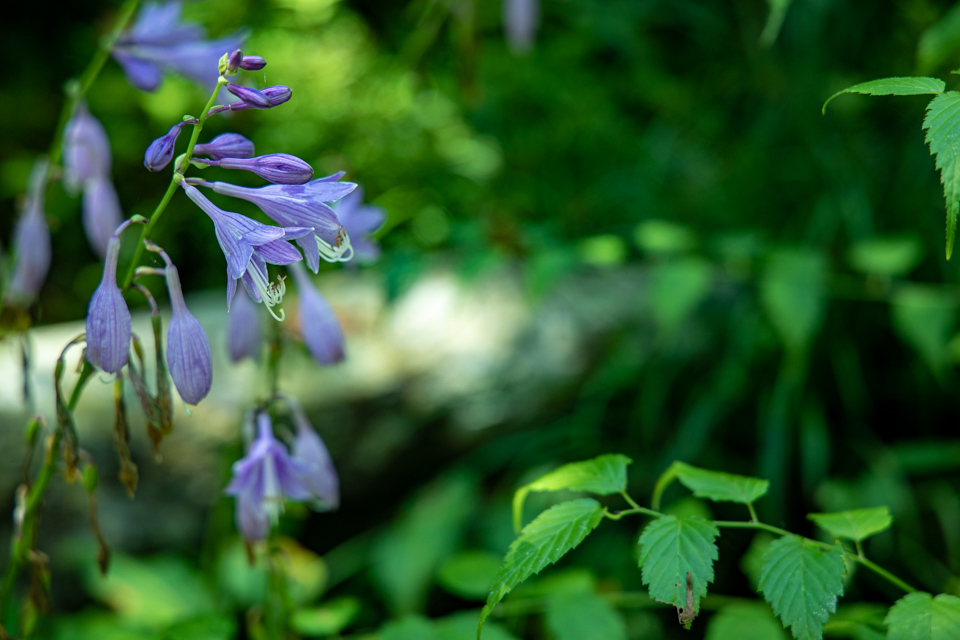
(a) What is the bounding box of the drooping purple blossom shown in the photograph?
[199,153,314,185]
[112,1,245,92]
[81,176,124,259]
[226,287,262,362]
[163,259,213,405]
[503,0,539,54]
[290,402,339,510]
[85,232,131,373]
[63,103,111,194]
[181,182,311,319]
[144,122,185,171]
[6,160,51,304]
[289,263,345,366]
[193,133,255,161]
[225,411,312,541]
[335,188,386,263]
[226,83,271,109]
[198,176,356,271]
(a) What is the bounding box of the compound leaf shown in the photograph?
[638,514,719,619]
[823,77,945,114]
[885,592,960,640]
[674,462,769,505]
[923,91,960,259]
[512,455,631,532]
[759,536,845,640]
[807,507,892,542]
[478,499,605,639]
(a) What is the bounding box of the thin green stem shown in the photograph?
[746,502,759,523]
[853,555,917,594]
[604,507,660,521]
[713,520,792,537]
[121,78,226,291]
[620,490,642,511]
[855,539,865,558]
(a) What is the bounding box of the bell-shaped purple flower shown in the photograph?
[181,183,311,319]
[336,188,386,263]
[7,161,51,304]
[112,1,245,92]
[85,233,131,373]
[200,176,356,271]
[226,83,271,109]
[290,404,339,510]
[212,153,314,185]
[63,103,111,194]
[503,0,539,54]
[82,177,124,258]
[289,263,345,366]
[164,261,213,405]
[226,287,262,362]
[193,133,255,160]
[144,122,184,171]
[225,411,312,541]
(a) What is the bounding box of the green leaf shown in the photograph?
[290,599,360,637]
[381,615,440,640]
[159,615,236,640]
[760,250,826,354]
[758,535,846,640]
[673,461,770,505]
[436,612,518,640]
[923,91,960,259]
[885,592,960,640]
[479,499,605,639]
[760,0,792,48]
[705,604,788,640]
[437,550,503,600]
[847,237,923,277]
[634,220,695,254]
[651,259,712,330]
[545,591,627,640]
[918,4,960,74]
[892,285,957,375]
[822,77,945,114]
[637,514,719,617]
[807,507,893,542]
[512,454,631,532]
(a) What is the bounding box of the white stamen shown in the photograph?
[317,226,354,263]
[248,262,287,321]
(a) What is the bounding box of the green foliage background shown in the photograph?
[3,0,960,638]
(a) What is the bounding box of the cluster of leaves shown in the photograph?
[478,455,960,640]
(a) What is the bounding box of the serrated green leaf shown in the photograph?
[512,455,630,532]
[674,462,770,505]
[479,499,605,639]
[637,515,719,617]
[885,592,960,640]
[823,77,945,114]
[923,91,960,259]
[758,536,845,640]
[705,604,788,640]
[807,507,892,542]
[545,591,627,640]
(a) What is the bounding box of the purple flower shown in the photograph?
[211,153,315,185]
[289,263,345,366]
[163,260,212,405]
[85,233,131,373]
[193,133,255,160]
[181,183,311,319]
[210,85,292,114]
[81,177,124,259]
[226,49,243,74]
[201,176,356,271]
[240,56,266,71]
[226,83,271,109]
[336,188,386,263]
[503,0,539,54]
[290,403,339,510]
[225,411,312,541]
[63,103,111,194]
[144,122,184,171]
[112,1,245,92]
[226,287,262,362]
[6,161,51,304]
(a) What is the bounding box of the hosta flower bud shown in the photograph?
[7,160,51,304]
[63,103,111,194]
[194,133,255,160]
[164,263,212,405]
[289,263,344,365]
[240,55,266,71]
[218,153,314,185]
[86,234,131,373]
[226,288,262,362]
[226,83,271,109]
[81,177,123,258]
[144,123,183,171]
[261,85,291,106]
[290,403,339,510]
[226,49,243,74]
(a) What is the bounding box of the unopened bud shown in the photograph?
[226,83,271,109]
[240,55,266,71]
[227,49,243,74]
[194,133,255,160]
[218,153,314,185]
[144,123,183,172]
